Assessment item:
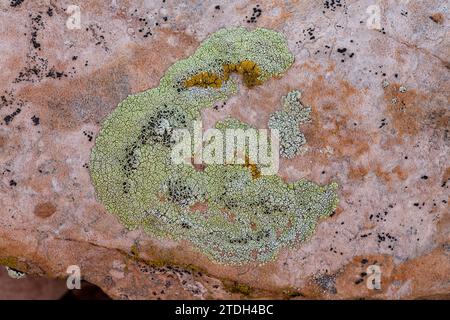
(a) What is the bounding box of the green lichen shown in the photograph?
[268,90,311,158]
[226,281,253,296]
[90,27,338,265]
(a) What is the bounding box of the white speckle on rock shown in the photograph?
[5,267,26,279]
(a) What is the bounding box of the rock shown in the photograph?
[0,0,448,299]
[0,267,67,300]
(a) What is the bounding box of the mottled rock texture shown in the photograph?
[0,0,448,299]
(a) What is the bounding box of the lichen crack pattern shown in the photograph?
[90,27,338,264]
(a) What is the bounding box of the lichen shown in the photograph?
[283,288,304,298]
[5,266,26,279]
[90,27,338,265]
[225,281,253,296]
[184,60,263,88]
[0,256,18,269]
[268,90,311,158]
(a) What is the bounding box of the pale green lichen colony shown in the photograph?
[90,27,338,265]
[269,90,311,158]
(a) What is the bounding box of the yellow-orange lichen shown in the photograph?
[184,60,262,89]
[184,71,223,88]
[244,155,261,179]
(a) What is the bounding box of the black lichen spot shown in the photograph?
[336,47,354,62]
[123,143,140,174]
[9,179,17,187]
[323,0,347,14]
[135,13,153,38]
[360,232,372,238]
[83,130,93,142]
[46,68,67,79]
[0,91,15,109]
[442,178,449,188]
[3,108,21,125]
[138,108,187,147]
[31,115,40,126]
[213,101,226,111]
[377,232,397,251]
[14,13,68,83]
[246,5,262,24]
[14,54,48,83]
[87,24,109,51]
[10,0,25,7]
[302,27,316,41]
[30,13,44,50]
[166,178,198,206]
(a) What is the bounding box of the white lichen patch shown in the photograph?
[5,266,26,279]
[268,90,311,159]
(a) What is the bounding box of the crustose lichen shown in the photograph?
[90,27,338,265]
